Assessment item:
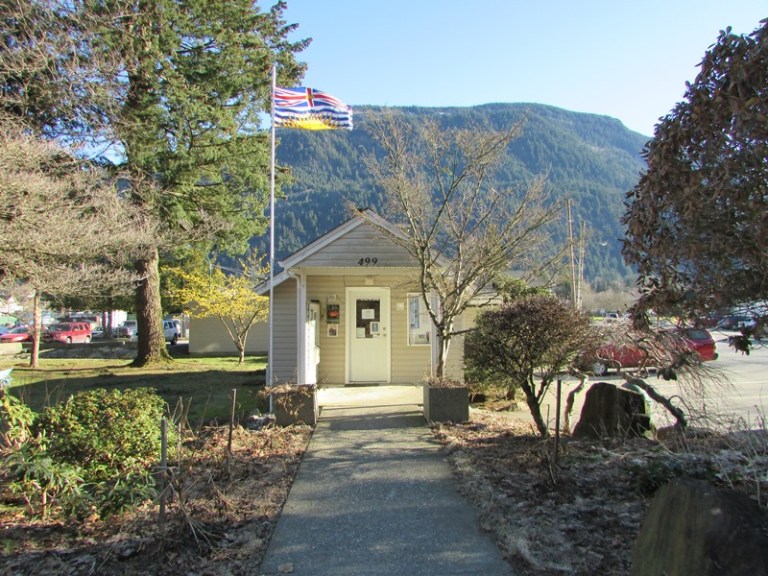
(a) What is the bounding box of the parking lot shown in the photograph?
[683,330,768,427]
[544,329,768,431]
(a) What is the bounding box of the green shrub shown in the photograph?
[0,389,35,448]
[4,439,85,518]
[464,363,519,400]
[36,388,168,474]
[31,387,173,516]
[464,295,598,436]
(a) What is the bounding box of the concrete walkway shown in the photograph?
[258,385,512,576]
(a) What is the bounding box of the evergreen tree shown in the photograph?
[0,0,308,364]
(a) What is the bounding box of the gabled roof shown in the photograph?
[277,208,405,271]
[257,208,455,294]
[257,268,290,294]
[258,209,408,294]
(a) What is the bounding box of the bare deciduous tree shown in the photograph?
[362,111,562,378]
[0,0,122,140]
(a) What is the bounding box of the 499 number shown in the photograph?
[357,257,378,266]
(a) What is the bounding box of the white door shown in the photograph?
[347,287,390,383]
[305,301,320,385]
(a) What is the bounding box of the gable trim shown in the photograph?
[278,209,409,271]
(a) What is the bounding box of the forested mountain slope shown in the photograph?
[264,103,649,286]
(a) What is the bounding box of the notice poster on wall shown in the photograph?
[355,299,380,338]
[327,304,340,324]
[408,293,431,346]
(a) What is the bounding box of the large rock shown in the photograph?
[632,479,768,576]
[572,381,649,439]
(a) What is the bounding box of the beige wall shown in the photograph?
[189,274,470,384]
[188,316,269,355]
[306,273,441,385]
[442,306,479,382]
[272,278,299,384]
[299,224,419,268]
[189,220,474,383]
[294,223,451,383]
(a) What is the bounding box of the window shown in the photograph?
[407,293,431,346]
[355,298,380,338]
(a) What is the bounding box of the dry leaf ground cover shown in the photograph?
[1,380,766,576]
[0,424,311,576]
[433,409,768,576]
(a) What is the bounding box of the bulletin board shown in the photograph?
[408,293,431,346]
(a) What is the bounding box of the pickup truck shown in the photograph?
[114,320,138,339]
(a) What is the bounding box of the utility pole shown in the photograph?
[567,200,577,308]
[577,220,586,310]
[567,199,586,310]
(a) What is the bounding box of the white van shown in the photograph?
[163,320,182,344]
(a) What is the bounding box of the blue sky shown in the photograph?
[282,0,766,136]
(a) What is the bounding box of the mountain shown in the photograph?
[263,103,649,288]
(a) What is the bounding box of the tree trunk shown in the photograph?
[132,247,171,366]
[522,381,550,437]
[29,290,41,368]
[563,375,587,433]
[435,330,451,379]
[624,374,688,430]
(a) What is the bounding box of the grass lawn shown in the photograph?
[0,354,269,428]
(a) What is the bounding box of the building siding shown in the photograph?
[189,215,473,385]
[443,309,469,381]
[299,224,418,269]
[188,317,268,355]
[272,279,299,384]
[305,273,434,384]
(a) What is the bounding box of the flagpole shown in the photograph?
[267,79,351,393]
[268,63,276,389]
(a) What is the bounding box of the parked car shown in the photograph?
[63,314,100,332]
[163,319,181,344]
[679,327,718,361]
[43,322,92,344]
[716,315,755,331]
[581,342,648,376]
[0,326,32,343]
[579,327,717,376]
[115,320,138,339]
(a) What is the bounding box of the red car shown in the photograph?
[43,322,92,344]
[582,327,717,376]
[679,327,718,361]
[586,343,648,376]
[0,326,33,343]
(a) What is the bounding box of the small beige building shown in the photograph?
[261,210,467,386]
[188,315,269,355]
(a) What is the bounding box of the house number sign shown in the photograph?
[357,257,378,266]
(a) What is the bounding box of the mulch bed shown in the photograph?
[1,408,765,576]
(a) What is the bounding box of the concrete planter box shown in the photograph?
[423,385,469,423]
[271,385,318,426]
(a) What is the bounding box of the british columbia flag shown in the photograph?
[273,87,353,130]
